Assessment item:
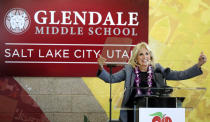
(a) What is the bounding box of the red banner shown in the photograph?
[0,0,148,76]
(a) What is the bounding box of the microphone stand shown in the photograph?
[107,64,116,122]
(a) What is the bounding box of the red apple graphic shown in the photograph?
[162,116,172,122]
[152,116,161,122]
[150,112,172,122]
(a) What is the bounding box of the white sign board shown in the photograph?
[139,108,185,122]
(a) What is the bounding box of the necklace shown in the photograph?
[134,65,153,96]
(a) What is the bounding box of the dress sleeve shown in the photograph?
[97,66,126,83]
[157,63,203,80]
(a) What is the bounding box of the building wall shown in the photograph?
[15,77,107,122]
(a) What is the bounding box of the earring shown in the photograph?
[134,59,138,64]
[148,60,152,65]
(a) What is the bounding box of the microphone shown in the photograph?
[106,64,117,68]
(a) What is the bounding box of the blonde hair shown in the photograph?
[128,42,154,68]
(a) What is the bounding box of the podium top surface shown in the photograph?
[114,87,206,110]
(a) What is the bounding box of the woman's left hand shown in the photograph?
[197,52,207,68]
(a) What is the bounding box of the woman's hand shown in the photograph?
[97,55,106,70]
[197,52,207,68]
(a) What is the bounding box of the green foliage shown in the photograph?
[84,115,90,122]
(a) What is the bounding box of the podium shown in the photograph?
[114,87,206,122]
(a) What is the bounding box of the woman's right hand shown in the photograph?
[197,52,207,68]
[97,55,106,70]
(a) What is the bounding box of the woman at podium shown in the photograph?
[97,42,206,122]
